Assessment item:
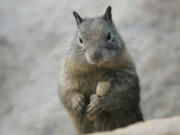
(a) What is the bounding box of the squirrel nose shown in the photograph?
[92,52,102,63]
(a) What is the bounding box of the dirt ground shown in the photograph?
[0,0,180,135]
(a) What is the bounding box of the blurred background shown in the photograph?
[0,0,180,135]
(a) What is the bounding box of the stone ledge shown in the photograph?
[89,116,180,135]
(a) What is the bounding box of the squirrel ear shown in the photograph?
[73,11,84,25]
[103,6,112,24]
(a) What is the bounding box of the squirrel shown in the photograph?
[59,6,144,135]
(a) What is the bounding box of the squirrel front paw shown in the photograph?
[86,94,105,119]
[72,94,86,113]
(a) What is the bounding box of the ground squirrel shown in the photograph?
[59,6,144,135]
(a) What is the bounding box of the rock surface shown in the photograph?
[0,0,180,135]
[90,116,180,135]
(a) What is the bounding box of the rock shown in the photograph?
[89,116,180,135]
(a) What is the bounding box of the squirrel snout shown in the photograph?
[91,52,103,64]
[85,49,105,65]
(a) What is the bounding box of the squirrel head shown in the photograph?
[72,6,125,67]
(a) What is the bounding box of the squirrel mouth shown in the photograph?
[85,53,105,65]
[95,59,104,65]
[89,57,105,65]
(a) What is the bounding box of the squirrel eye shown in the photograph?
[79,37,83,44]
[106,31,112,41]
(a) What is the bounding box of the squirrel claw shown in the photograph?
[72,94,85,113]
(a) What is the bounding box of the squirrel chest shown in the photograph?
[65,69,111,96]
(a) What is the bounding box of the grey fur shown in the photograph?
[59,6,143,135]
